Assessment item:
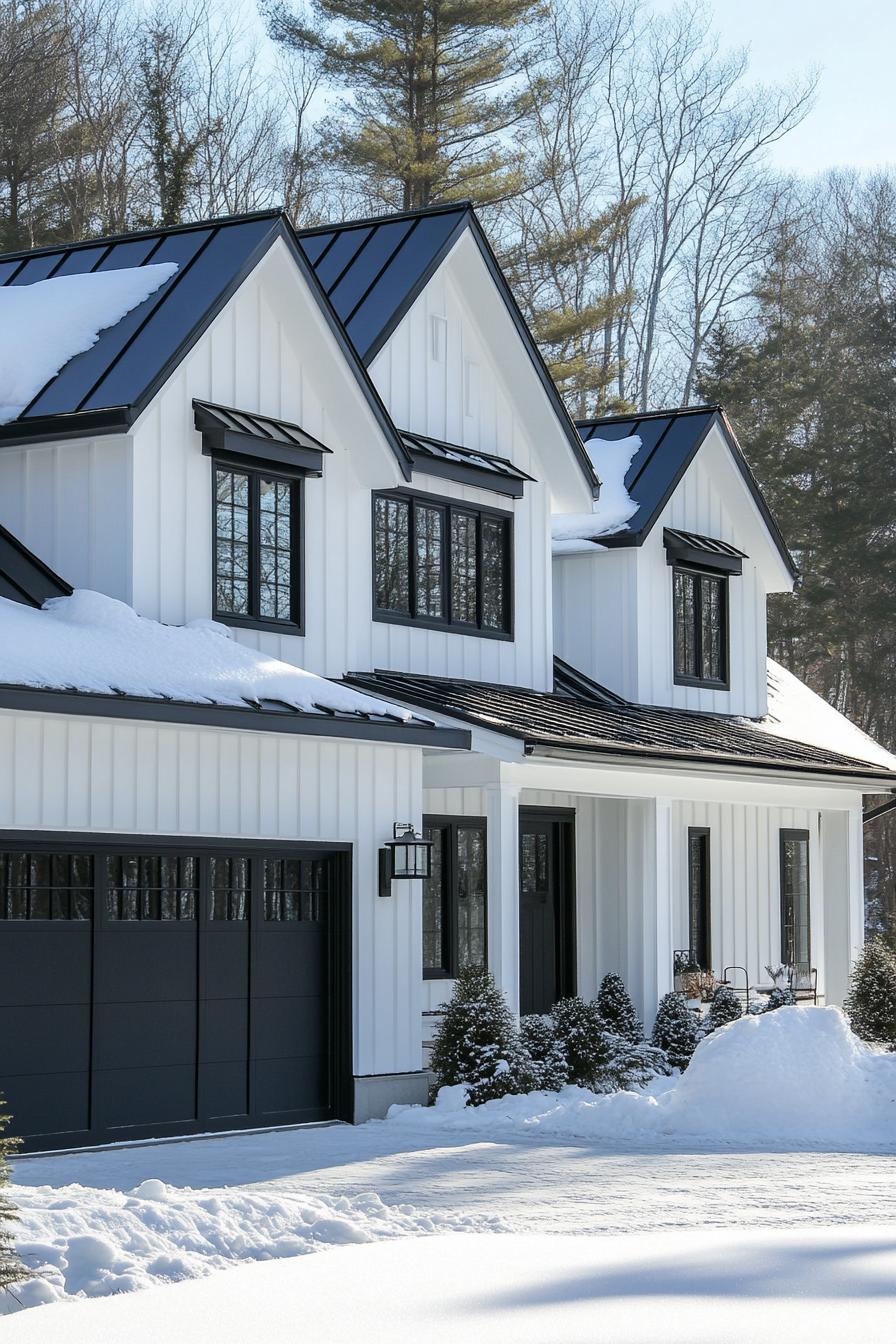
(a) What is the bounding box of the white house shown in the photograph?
[0,202,892,1151]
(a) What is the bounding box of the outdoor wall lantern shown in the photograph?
[378,823,433,897]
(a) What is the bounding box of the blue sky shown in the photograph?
[651,0,895,174]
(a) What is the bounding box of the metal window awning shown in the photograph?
[400,430,535,498]
[193,399,333,477]
[664,528,747,575]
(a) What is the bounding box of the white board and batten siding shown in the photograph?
[554,421,795,717]
[0,707,427,1079]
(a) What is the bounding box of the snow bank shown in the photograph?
[551,434,641,545]
[390,1007,896,1149]
[7,1227,896,1344]
[0,264,178,423]
[0,589,414,719]
[4,1179,503,1313]
[756,658,896,772]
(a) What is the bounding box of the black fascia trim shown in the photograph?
[664,534,744,576]
[409,450,524,498]
[0,520,73,598]
[464,214,600,497]
[0,406,133,447]
[0,684,471,749]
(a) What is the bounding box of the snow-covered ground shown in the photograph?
[7,1228,896,1344]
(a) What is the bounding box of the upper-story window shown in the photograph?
[214,466,301,631]
[673,566,728,687]
[373,490,512,637]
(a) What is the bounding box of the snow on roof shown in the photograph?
[0,263,178,423]
[754,659,896,773]
[0,590,415,721]
[551,434,641,547]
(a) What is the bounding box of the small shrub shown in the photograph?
[844,937,896,1046]
[762,986,794,1012]
[550,996,612,1090]
[519,1015,569,1091]
[705,985,743,1032]
[0,1094,24,1293]
[429,966,530,1106]
[651,992,700,1070]
[601,1034,671,1091]
[595,973,643,1044]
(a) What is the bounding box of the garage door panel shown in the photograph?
[0,928,91,1007]
[94,931,197,1003]
[202,930,249,999]
[0,1070,90,1140]
[93,1000,198,1070]
[254,931,327,998]
[251,995,327,1060]
[0,1005,90,1076]
[255,1055,329,1120]
[94,1064,197,1130]
[198,1061,250,1121]
[199,997,249,1063]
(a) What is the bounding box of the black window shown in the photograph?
[106,855,198,921]
[374,491,511,636]
[423,817,487,977]
[0,852,93,920]
[687,827,711,970]
[214,466,301,630]
[209,856,249,920]
[673,566,728,686]
[780,829,810,965]
[264,857,328,922]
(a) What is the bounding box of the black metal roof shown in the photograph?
[297,202,599,493]
[400,430,534,497]
[344,665,896,783]
[0,521,72,607]
[576,406,798,579]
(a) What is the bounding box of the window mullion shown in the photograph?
[445,504,453,625]
[475,513,484,630]
[694,573,704,679]
[250,472,260,621]
[408,499,417,618]
[447,823,458,977]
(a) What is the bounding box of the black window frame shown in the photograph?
[422,815,488,979]
[672,563,730,689]
[780,828,811,966]
[686,826,711,970]
[212,461,304,634]
[372,488,513,640]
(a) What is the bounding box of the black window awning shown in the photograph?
[401,430,535,498]
[664,528,746,575]
[193,400,333,477]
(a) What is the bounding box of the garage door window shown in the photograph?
[209,857,249,920]
[106,855,198,921]
[264,857,327,921]
[0,852,92,920]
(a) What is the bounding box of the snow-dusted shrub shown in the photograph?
[595,973,643,1044]
[0,1093,25,1291]
[600,1034,671,1091]
[519,1015,569,1091]
[550,996,612,1090]
[429,967,530,1106]
[705,985,743,1032]
[651,992,700,1070]
[763,987,795,1013]
[844,937,896,1047]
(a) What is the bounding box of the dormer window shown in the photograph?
[214,467,301,630]
[673,566,728,687]
[373,489,512,638]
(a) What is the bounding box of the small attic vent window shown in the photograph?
[431,314,447,362]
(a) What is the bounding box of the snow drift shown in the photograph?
[758,659,896,772]
[390,1007,896,1149]
[0,589,412,719]
[0,263,178,423]
[551,434,641,553]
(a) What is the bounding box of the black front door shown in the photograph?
[518,812,575,1016]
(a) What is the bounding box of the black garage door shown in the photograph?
[0,839,352,1151]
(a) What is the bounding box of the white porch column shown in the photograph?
[485,778,521,1014]
[629,797,675,1029]
[847,802,866,967]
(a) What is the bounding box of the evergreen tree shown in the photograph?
[550,996,611,1090]
[138,21,206,227]
[595,972,643,1044]
[263,0,542,209]
[0,1093,24,1293]
[429,966,529,1105]
[844,937,896,1047]
[600,1034,671,1091]
[519,1014,568,1092]
[651,992,700,1071]
[705,985,743,1032]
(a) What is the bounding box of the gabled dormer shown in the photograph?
[552,406,798,717]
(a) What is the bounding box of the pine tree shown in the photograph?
[550,996,611,1091]
[705,985,743,1032]
[519,1014,568,1092]
[138,21,206,227]
[651,992,700,1071]
[844,938,896,1047]
[429,966,529,1105]
[263,0,542,209]
[0,1092,24,1293]
[595,972,643,1044]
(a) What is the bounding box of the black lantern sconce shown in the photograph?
[378,823,433,897]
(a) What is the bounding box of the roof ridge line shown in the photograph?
[296,200,473,237]
[0,209,286,266]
